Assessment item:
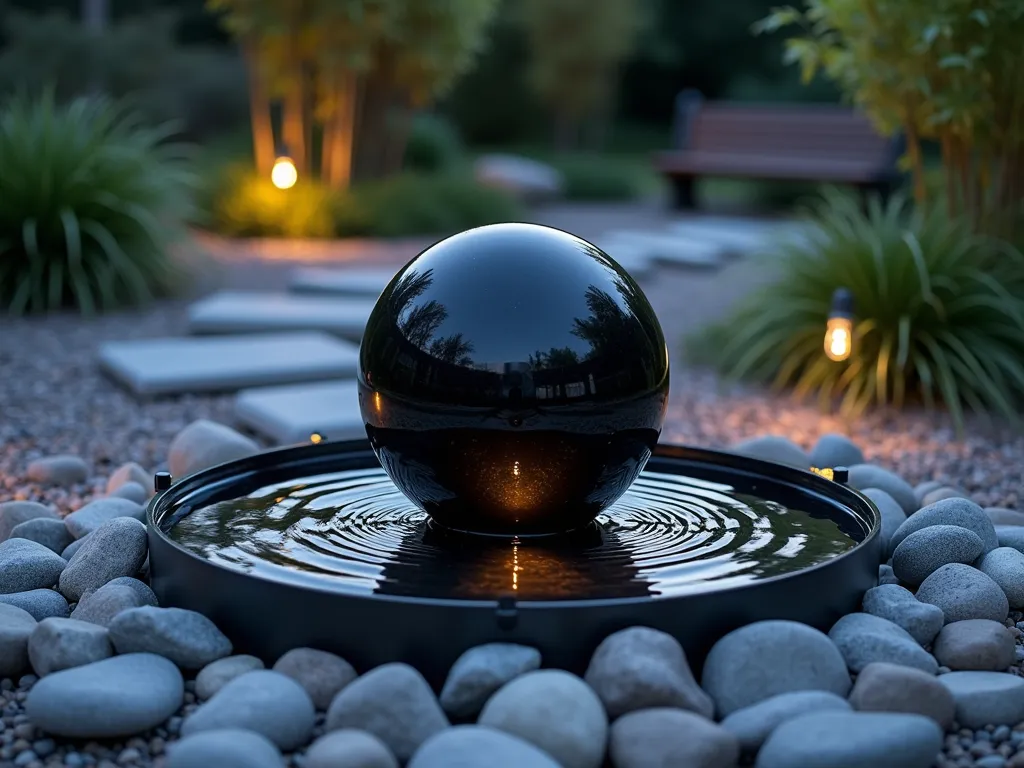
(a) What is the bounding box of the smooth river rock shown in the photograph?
[0,538,67,594]
[755,711,942,768]
[25,653,184,738]
[440,643,541,719]
[272,647,357,710]
[109,606,232,669]
[828,613,938,674]
[63,498,145,540]
[326,663,449,763]
[584,625,713,719]
[809,433,864,469]
[109,481,149,505]
[610,707,739,768]
[106,462,151,496]
[997,525,1024,553]
[196,655,266,701]
[305,729,398,768]
[71,584,146,627]
[702,620,850,716]
[891,525,984,586]
[0,501,60,542]
[721,691,851,752]
[0,603,37,678]
[167,729,283,768]
[26,455,89,486]
[168,419,260,479]
[938,671,1024,728]
[479,669,607,768]
[181,670,315,751]
[28,617,113,676]
[0,589,70,621]
[888,497,999,555]
[9,518,73,555]
[847,661,956,728]
[730,436,808,469]
[861,584,944,645]
[848,465,917,514]
[409,726,558,768]
[986,507,1024,527]
[932,620,1016,671]
[976,547,1024,609]
[57,517,148,602]
[915,563,1009,624]
[861,489,906,558]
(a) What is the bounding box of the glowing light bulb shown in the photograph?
[271,156,298,190]
[824,288,854,362]
[512,460,521,477]
[309,432,325,444]
[512,537,520,591]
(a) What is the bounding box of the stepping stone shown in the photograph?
[600,231,724,268]
[98,332,359,397]
[288,267,400,297]
[187,291,375,342]
[591,240,657,279]
[234,381,365,445]
[668,217,809,253]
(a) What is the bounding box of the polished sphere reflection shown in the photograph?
[357,222,669,536]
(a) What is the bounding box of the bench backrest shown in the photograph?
[674,92,897,165]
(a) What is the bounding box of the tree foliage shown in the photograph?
[757,0,1024,238]
[207,0,499,187]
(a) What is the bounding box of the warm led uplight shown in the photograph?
[309,432,325,444]
[271,156,298,190]
[824,288,855,362]
[513,460,521,477]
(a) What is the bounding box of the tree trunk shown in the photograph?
[382,91,414,177]
[904,115,926,207]
[323,71,357,190]
[282,63,308,174]
[243,40,275,178]
[354,73,391,182]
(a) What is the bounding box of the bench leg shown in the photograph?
[670,176,697,210]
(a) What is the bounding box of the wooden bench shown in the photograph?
[655,90,905,209]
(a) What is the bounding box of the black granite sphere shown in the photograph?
[357,222,669,536]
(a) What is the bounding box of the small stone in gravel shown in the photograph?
[109,481,148,505]
[0,603,37,678]
[439,643,540,719]
[0,538,67,594]
[27,618,112,676]
[878,564,899,585]
[272,647,356,710]
[921,486,969,506]
[181,670,315,751]
[26,456,89,486]
[584,625,713,720]
[196,655,265,701]
[892,525,985,586]
[721,691,851,752]
[987,508,1024,527]
[848,465,917,514]
[478,669,607,768]
[702,620,850,716]
[62,498,144,540]
[977,548,1024,609]
[326,663,450,762]
[109,606,232,669]
[861,489,906,558]
[25,653,183,738]
[0,501,60,542]
[730,436,808,468]
[939,672,1024,728]
[862,584,945,645]
[409,726,558,768]
[0,590,69,621]
[103,576,158,606]
[57,518,147,602]
[889,497,999,555]
[306,729,398,768]
[756,711,942,768]
[60,534,89,561]
[829,613,938,674]
[809,433,865,469]
[168,419,260,479]
[848,662,956,729]
[70,584,145,627]
[610,707,739,768]
[914,481,944,506]
[933,620,1016,671]
[9,519,73,555]
[997,526,1024,553]
[166,729,282,768]
[916,563,1009,624]
[106,462,151,496]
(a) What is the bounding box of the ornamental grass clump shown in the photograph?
[689,190,1024,430]
[0,92,194,315]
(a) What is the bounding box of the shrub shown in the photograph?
[550,154,652,201]
[201,169,523,239]
[0,92,195,315]
[688,190,1024,430]
[403,114,465,173]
